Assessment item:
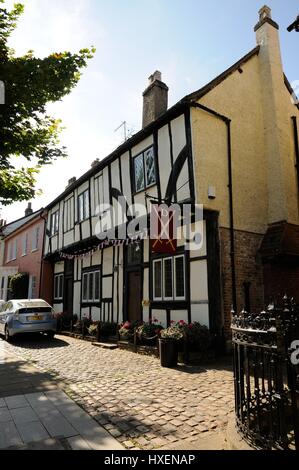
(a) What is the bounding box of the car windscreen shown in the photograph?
[18,307,52,314]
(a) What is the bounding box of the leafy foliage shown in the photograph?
[0,1,95,205]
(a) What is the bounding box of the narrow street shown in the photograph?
[1,335,234,450]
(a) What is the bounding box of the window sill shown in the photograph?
[21,254,27,257]
[31,249,38,253]
[133,182,156,197]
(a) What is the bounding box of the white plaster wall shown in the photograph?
[151,309,167,327]
[102,247,113,275]
[102,276,113,298]
[190,260,209,302]
[91,306,101,321]
[132,136,154,157]
[73,282,81,315]
[171,115,186,158]
[190,304,209,328]
[53,303,63,314]
[170,310,188,323]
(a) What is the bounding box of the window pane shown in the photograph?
[83,274,88,301]
[88,273,93,301]
[59,275,63,299]
[54,277,58,298]
[134,154,144,192]
[78,195,84,221]
[55,212,59,233]
[164,258,173,299]
[94,271,100,301]
[175,256,185,298]
[154,260,162,299]
[84,190,90,219]
[145,147,156,186]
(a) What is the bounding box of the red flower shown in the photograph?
[188,323,193,329]
[170,320,175,324]
[123,321,131,329]
[179,320,186,325]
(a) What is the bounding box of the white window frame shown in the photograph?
[78,190,90,222]
[152,254,186,301]
[54,274,63,300]
[8,239,17,261]
[82,269,100,303]
[21,233,28,256]
[50,211,59,236]
[64,197,74,232]
[31,227,40,251]
[153,259,162,301]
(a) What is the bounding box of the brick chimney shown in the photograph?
[142,71,168,128]
[25,202,33,216]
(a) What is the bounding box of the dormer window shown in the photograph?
[133,146,156,193]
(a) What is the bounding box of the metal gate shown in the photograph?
[231,295,299,450]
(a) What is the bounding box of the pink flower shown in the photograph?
[170,320,175,324]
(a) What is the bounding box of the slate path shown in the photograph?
[1,335,234,450]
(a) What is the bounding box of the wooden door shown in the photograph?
[127,271,142,323]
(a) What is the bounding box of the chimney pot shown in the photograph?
[259,5,272,21]
[66,177,76,189]
[142,70,168,128]
[25,202,33,216]
[91,158,100,168]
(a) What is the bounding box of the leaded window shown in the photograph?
[133,146,156,192]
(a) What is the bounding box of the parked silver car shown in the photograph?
[0,299,57,342]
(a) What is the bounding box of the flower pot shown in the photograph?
[158,338,178,368]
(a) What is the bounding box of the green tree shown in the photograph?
[0,1,95,205]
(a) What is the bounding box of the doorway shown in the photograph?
[63,260,74,315]
[125,242,143,323]
[127,270,142,323]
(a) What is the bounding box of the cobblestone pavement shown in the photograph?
[1,335,234,450]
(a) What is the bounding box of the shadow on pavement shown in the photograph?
[3,333,70,350]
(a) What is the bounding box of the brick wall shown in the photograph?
[220,228,265,338]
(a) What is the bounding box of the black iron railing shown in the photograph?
[231,296,299,450]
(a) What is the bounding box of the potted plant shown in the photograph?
[159,324,184,367]
[136,318,164,346]
[118,321,135,341]
[87,321,99,338]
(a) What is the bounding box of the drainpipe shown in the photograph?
[39,210,47,301]
[291,116,299,212]
[190,103,237,311]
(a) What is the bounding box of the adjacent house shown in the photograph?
[39,6,299,344]
[0,204,52,304]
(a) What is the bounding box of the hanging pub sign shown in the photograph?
[150,204,178,254]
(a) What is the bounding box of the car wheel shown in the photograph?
[5,327,11,343]
[47,332,55,340]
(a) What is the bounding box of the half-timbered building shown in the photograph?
[43,7,299,345]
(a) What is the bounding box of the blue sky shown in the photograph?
[1,0,298,222]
